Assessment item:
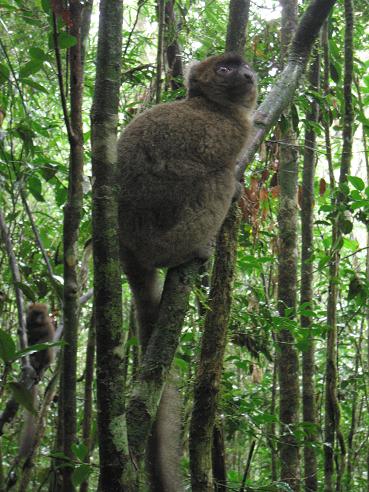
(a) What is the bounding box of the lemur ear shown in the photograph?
[184,60,201,89]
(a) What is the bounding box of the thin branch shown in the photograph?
[122,0,146,61]
[52,12,74,143]
[0,37,28,114]
[0,208,28,355]
[20,191,63,304]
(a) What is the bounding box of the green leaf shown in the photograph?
[55,186,68,206]
[71,464,92,487]
[14,281,36,302]
[41,0,51,13]
[72,442,88,461]
[41,163,58,181]
[28,176,45,202]
[50,32,77,50]
[350,189,362,201]
[343,238,359,251]
[16,341,63,359]
[0,329,16,363]
[29,47,48,61]
[348,175,365,191]
[338,219,353,235]
[174,357,188,371]
[126,336,139,347]
[19,60,43,79]
[351,200,368,210]
[8,382,37,414]
[21,78,48,94]
[0,62,10,83]
[22,14,43,27]
[291,104,299,134]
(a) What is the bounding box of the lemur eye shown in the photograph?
[218,66,231,73]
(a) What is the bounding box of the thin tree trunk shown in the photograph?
[91,0,126,490]
[212,420,227,492]
[345,324,363,487]
[269,356,278,482]
[240,439,256,492]
[61,2,84,489]
[165,0,184,91]
[124,260,202,490]
[277,1,300,490]
[155,0,165,103]
[189,206,241,492]
[324,1,353,490]
[356,74,369,492]
[189,2,249,490]
[79,311,95,492]
[225,0,250,55]
[301,46,320,492]
[0,209,28,355]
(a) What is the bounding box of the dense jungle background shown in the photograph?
[0,0,369,490]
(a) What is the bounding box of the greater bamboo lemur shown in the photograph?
[118,53,257,491]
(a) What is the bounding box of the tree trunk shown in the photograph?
[189,205,241,492]
[324,1,353,490]
[277,1,300,490]
[345,324,363,487]
[165,0,184,91]
[155,0,165,103]
[356,69,369,492]
[212,421,227,492]
[301,47,320,492]
[189,2,249,490]
[124,260,202,490]
[79,311,95,492]
[225,0,250,55]
[91,1,127,490]
[61,1,84,488]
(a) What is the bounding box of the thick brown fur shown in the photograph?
[118,53,257,491]
[26,303,54,377]
[19,303,54,458]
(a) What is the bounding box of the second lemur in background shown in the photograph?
[19,303,55,458]
[26,303,54,377]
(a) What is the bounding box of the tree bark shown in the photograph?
[356,73,369,492]
[189,2,249,490]
[124,260,202,490]
[61,2,85,489]
[189,206,241,492]
[91,0,126,490]
[225,0,250,54]
[345,325,363,488]
[155,0,165,103]
[79,311,95,492]
[212,420,227,492]
[301,47,320,492]
[165,0,184,91]
[277,1,300,489]
[324,1,353,490]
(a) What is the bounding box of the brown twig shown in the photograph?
[52,13,74,143]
